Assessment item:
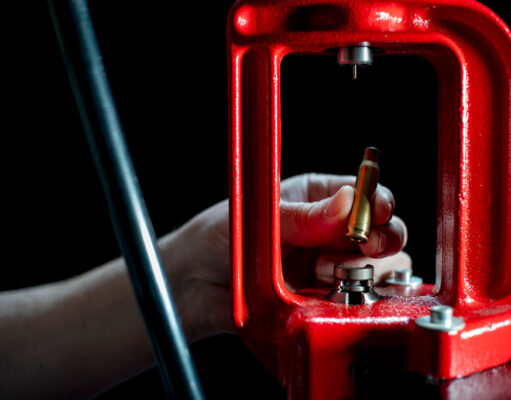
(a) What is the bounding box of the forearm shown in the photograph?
[0,227,210,399]
[0,257,154,399]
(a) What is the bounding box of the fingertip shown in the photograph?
[394,216,408,248]
[359,230,386,258]
[373,185,395,226]
[326,185,355,220]
[374,200,392,226]
[359,216,407,258]
[281,185,357,247]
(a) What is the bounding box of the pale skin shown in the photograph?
[0,173,409,399]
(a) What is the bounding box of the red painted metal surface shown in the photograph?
[227,1,511,398]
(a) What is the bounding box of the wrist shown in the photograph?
[157,226,219,342]
[158,202,233,341]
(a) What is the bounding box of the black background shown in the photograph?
[0,1,509,399]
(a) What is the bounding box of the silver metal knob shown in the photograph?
[416,305,465,332]
[386,268,423,288]
[338,42,373,79]
[327,264,380,305]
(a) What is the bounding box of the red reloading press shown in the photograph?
[227,0,511,398]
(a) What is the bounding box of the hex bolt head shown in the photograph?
[395,269,411,284]
[430,305,453,327]
[416,305,465,332]
[385,268,423,288]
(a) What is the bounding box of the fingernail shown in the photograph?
[377,231,388,255]
[380,201,393,224]
[385,201,393,217]
[326,186,354,219]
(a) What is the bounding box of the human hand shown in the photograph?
[280,173,410,290]
[161,173,409,342]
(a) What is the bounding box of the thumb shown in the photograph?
[281,185,355,247]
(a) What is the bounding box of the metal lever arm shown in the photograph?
[47,1,204,398]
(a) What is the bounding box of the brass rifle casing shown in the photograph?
[345,147,380,244]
